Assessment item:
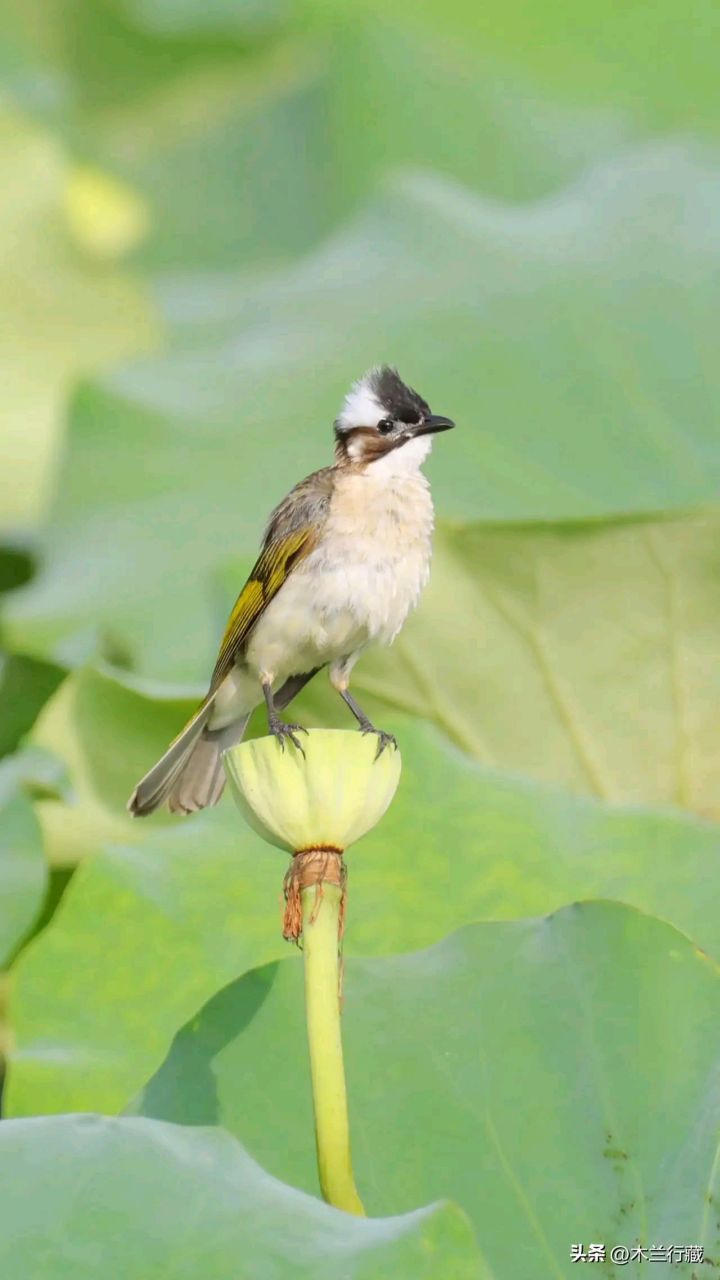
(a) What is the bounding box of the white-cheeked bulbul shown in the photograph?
[129,366,454,816]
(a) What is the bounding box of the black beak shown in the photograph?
[413,414,455,437]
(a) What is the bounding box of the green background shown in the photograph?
[1,0,719,1275]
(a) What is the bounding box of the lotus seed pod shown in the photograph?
[223,729,401,852]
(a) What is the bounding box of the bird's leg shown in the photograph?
[261,676,307,754]
[330,661,397,758]
[339,689,397,758]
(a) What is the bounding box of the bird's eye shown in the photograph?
[377,417,394,434]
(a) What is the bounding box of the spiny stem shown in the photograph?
[301,882,365,1215]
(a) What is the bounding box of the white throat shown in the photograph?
[369,434,433,476]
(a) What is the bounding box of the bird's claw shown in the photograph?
[270,720,308,755]
[360,725,398,759]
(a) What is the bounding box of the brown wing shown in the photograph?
[210,467,334,691]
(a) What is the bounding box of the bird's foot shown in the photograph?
[269,718,308,755]
[359,724,398,759]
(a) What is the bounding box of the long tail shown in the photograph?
[127,699,249,817]
[128,666,319,818]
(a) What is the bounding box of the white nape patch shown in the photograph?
[345,432,372,462]
[336,372,384,433]
[370,434,433,475]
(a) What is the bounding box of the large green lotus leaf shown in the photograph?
[26,673,153,869]
[0,743,70,804]
[312,14,632,210]
[4,786,287,1117]
[0,106,157,531]
[1,0,711,230]
[112,0,291,38]
[0,1116,486,1280]
[99,11,630,272]
[141,903,720,1277]
[0,545,33,596]
[6,10,515,275]
[0,0,288,117]
[6,147,720,677]
[354,510,720,818]
[0,654,64,760]
[0,766,47,967]
[373,0,720,135]
[80,39,348,273]
[0,4,634,273]
[9,664,720,1117]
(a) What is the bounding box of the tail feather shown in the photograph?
[128,699,251,818]
[129,664,320,818]
[128,699,213,817]
[166,714,250,815]
[167,736,226,815]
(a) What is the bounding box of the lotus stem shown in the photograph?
[224,730,401,1215]
[301,875,364,1214]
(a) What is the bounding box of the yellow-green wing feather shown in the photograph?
[210,525,316,690]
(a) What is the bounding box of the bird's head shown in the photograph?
[334,366,454,469]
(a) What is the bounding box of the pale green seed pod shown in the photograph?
[223,729,401,852]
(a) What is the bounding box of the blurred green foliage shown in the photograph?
[0,1115,487,1278]
[143,904,720,1270]
[1,0,719,1275]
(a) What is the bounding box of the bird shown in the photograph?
[128,365,455,816]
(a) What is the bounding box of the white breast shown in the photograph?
[246,446,434,681]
